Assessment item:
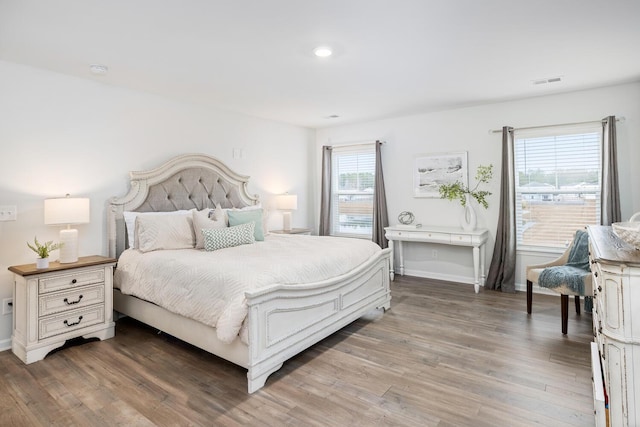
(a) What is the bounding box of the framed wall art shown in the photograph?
[413,151,468,198]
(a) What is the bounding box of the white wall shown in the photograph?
[0,60,315,348]
[316,83,640,290]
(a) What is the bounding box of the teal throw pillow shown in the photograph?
[227,209,265,241]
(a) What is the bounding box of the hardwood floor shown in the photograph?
[0,276,595,426]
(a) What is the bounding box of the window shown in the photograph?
[514,125,602,249]
[330,145,375,238]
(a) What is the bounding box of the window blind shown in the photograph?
[514,127,601,249]
[330,145,375,237]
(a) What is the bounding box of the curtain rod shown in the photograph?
[327,140,386,148]
[489,116,625,134]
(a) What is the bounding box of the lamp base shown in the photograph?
[283,212,292,231]
[59,228,79,263]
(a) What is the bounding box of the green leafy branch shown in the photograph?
[438,164,494,209]
[27,236,63,259]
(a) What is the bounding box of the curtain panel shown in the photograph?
[319,146,332,236]
[372,141,389,249]
[486,126,516,292]
[601,116,621,225]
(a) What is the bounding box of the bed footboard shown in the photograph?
[245,248,391,393]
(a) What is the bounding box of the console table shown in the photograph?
[384,226,489,293]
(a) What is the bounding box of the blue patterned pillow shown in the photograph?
[202,222,255,251]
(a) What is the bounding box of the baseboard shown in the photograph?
[400,269,560,296]
[0,337,12,352]
[402,269,476,287]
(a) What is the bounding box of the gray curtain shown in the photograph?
[486,127,516,292]
[601,116,621,225]
[319,146,332,236]
[372,141,389,248]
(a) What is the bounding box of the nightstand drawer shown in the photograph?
[39,304,105,340]
[38,268,105,294]
[39,284,105,317]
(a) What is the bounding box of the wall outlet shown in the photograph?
[2,298,13,315]
[0,205,17,221]
[432,250,438,259]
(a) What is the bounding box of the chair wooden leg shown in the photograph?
[526,280,533,314]
[575,295,581,315]
[561,294,569,335]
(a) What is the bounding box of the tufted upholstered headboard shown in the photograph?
[107,153,259,258]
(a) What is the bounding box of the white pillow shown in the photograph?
[123,210,190,248]
[136,214,195,253]
[192,208,227,249]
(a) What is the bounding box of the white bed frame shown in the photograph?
[107,154,391,393]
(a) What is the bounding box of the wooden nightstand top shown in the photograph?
[8,255,117,277]
[270,228,312,235]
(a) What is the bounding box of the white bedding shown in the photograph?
[113,234,381,344]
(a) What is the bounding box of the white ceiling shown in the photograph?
[1,0,639,129]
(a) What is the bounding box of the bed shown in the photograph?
[107,153,391,393]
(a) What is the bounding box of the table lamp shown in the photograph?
[44,195,90,263]
[276,194,297,231]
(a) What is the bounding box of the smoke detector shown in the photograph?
[532,76,562,85]
[89,64,109,75]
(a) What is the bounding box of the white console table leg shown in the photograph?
[389,240,395,281]
[398,241,405,276]
[473,245,480,293]
[480,243,486,286]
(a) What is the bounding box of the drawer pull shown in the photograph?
[63,295,83,305]
[63,316,83,327]
[71,279,77,284]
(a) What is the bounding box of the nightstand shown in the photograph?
[270,228,312,235]
[8,255,117,364]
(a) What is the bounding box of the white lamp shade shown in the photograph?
[44,196,90,263]
[44,197,90,225]
[276,194,298,211]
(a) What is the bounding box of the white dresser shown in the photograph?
[9,255,117,364]
[588,226,640,427]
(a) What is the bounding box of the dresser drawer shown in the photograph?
[38,284,105,317]
[38,268,105,294]
[39,304,105,340]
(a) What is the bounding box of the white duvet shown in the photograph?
[113,234,382,344]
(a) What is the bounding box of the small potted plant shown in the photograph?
[27,237,62,269]
[439,164,493,231]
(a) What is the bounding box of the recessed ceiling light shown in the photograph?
[313,46,333,58]
[89,64,109,75]
[324,114,340,119]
